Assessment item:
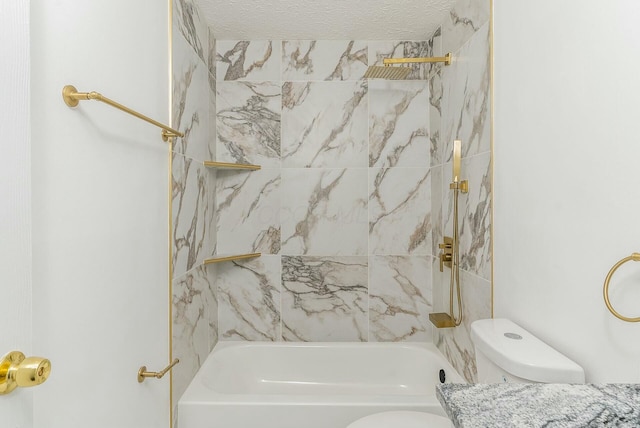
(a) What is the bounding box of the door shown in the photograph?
[1,0,33,425]
[2,0,171,426]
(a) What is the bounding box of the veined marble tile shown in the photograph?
[281,256,368,341]
[441,0,490,56]
[282,41,368,81]
[173,0,208,65]
[216,168,281,255]
[429,67,443,167]
[207,29,216,79]
[443,152,491,281]
[281,81,368,168]
[369,167,431,255]
[207,168,217,259]
[431,165,443,256]
[217,256,281,341]
[369,256,432,342]
[369,80,429,168]
[434,268,491,383]
[208,73,216,160]
[173,31,210,161]
[206,264,218,350]
[441,23,490,161]
[459,153,491,280]
[216,40,280,81]
[368,41,432,80]
[172,153,213,277]
[428,28,443,166]
[281,168,368,255]
[216,81,281,167]
[172,264,216,404]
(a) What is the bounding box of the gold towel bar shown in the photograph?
[62,85,184,142]
[137,358,179,383]
[603,253,640,322]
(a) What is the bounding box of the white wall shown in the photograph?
[31,0,171,426]
[0,0,32,425]
[494,0,640,382]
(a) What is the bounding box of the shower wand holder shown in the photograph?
[449,180,469,193]
[429,313,457,329]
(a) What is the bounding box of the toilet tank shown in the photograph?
[470,319,585,384]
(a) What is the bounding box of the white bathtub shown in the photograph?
[178,342,463,428]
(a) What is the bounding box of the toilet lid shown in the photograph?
[347,411,451,428]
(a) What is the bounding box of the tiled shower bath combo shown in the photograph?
[170,0,491,423]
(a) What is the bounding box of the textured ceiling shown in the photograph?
[196,0,456,40]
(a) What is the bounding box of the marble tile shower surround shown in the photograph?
[171,151,214,276]
[369,256,433,342]
[217,256,281,341]
[172,265,217,407]
[209,7,491,389]
[281,81,369,168]
[369,167,431,255]
[215,168,281,255]
[213,38,446,344]
[282,256,368,342]
[368,80,429,168]
[441,23,490,163]
[169,0,490,392]
[282,41,368,81]
[216,81,281,167]
[281,168,369,256]
[429,0,492,383]
[171,0,218,419]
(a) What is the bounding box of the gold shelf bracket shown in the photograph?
[383,52,452,67]
[62,85,184,142]
[203,253,261,265]
[203,161,262,170]
[603,253,640,322]
[138,358,179,383]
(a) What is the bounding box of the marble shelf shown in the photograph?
[437,383,640,428]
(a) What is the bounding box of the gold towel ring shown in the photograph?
[603,253,640,322]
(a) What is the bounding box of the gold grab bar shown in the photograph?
[137,358,179,383]
[62,85,184,142]
[603,253,640,322]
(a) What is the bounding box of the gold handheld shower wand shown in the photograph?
[430,140,468,328]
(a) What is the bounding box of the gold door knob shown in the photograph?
[0,351,51,395]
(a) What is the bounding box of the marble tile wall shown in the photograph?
[171,0,218,421]
[171,0,492,402]
[215,39,440,343]
[430,0,492,383]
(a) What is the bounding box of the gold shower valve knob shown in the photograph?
[0,351,51,395]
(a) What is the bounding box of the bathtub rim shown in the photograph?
[179,341,465,406]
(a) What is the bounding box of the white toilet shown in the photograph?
[471,318,585,384]
[346,318,585,428]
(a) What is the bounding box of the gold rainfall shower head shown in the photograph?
[364,53,452,80]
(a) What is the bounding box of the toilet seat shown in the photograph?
[346,411,451,428]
